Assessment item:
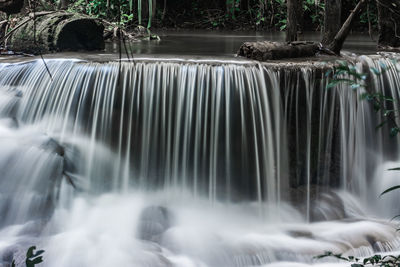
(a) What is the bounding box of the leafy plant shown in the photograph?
[315,251,400,267]
[121,13,134,26]
[226,0,240,19]
[360,1,378,30]
[326,60,400,136]
[11,246,45,267]
[271,0,287,31]
[303,0,325,28]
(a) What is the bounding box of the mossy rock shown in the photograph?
[10,12,104,54]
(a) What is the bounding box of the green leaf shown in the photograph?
[390,127,400,136]
[30,256,43,264]
[388,167,400,171]
[350,83,361,90]
[326,80,341,88]
[380,185,400,196]
[370,67,381,75]
[384,110,392,116]
[325,69,332,77]
[26,246,36,258]
[33,250,45,257]
[375,120,387,129]
[379,61,387,70]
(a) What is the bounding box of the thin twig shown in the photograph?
[29,0,53,81]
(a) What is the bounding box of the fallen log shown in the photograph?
[0,0,23,14]
[237,41,320,61]
[8,12,104,54]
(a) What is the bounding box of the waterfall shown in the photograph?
[0,55,399,266]
[0,60,289,203]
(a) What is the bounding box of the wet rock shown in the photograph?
[40,138,80,189]
[287,230,313,239]
[41,138,65,157]
[310,191,346,221]
[137,206,174,242]
[133,26,149,39]
[0,118,18,129]
[290,186,347,222]
[14,90,22,98]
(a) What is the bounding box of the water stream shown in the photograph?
[0,54,399,266]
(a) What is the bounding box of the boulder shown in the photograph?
[136,206,174,242]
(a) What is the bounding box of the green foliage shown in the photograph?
[11,246,45,267]
[303,0,325,28]
[273,0,287,31]
[380,185,400,196]
[255,10,265,26]
[62,0,378,30]
[326,61,367,89]
[226,0,240,19]
[315,251,400,266]
[26,246,45,267]
[326,60,400,136]
[68,0,138,27]
[121,13,134,26]
[360,1,378,30]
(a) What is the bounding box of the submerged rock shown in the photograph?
[136,206,174,242]
[310,191,346,221]
[290,186,348,222]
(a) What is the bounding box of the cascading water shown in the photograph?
[0,55,399,267]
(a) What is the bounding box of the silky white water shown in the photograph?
[0,56,399,266]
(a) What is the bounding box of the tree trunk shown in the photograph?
[0,0,23,14]
[286,0,299,42]
[377,0,400,50]
[152,0,156,23]
[296,0,304,34]
[327,0,367,54]
[161,0,166,20]
[8,12,104,54]
[322,0,342,45]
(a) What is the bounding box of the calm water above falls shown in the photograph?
[105,31,377,56]
[0,49,399,266]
